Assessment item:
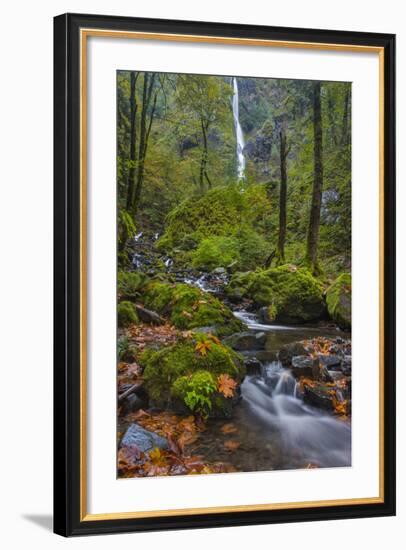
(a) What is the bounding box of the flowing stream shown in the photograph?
[190,311,351,471]
[129,233,351,472]
[232,77,246,179]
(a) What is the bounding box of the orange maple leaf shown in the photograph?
[195,340,212,356]
[217,374,237,398]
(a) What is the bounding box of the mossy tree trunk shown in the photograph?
[277,121,288,264]
[199,118,211,192]
[133,73,158,215]
[306,82,324,274]
[125,71,138,211]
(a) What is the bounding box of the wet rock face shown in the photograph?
[120,423,168,453]
[243,357,263,376]
[224,331,267,351]
[302,385,335,411]
[291,355,317,379]
[278,342,308,367]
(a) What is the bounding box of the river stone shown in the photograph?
[290,355,316,378]
[120,423,168,453]
[135,304,165,325]
[319,354,342,369]
[121,393,149,415]
[341,355,352,375]
[278,342,308,366]
[244,357,263,376]
[224,331,267,351]
[303,385,335,411]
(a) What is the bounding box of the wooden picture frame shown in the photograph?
[54,12,396,536]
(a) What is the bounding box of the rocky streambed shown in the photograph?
[118,234,352,475]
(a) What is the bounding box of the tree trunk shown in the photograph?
[306,82,324,274]
[125,71,138,211]
[199,119,209,193]
[277,124,288,263]
[132,74,156,214]
[341,86,350,146]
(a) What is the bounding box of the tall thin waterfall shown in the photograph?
[232,77,246,179]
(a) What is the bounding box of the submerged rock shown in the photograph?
[303,385,335,412]
[120,423,168,453]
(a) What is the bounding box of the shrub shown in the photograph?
[171,370,217,416]
[117,301,138,327]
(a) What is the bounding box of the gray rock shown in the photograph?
[291,355,316,378]
[121,393,148,415]
[244,357,263,376]
[278,341,308,366]
[303,385,335,411]
[120,423,168,453]
[212,267,227,275]
[224,331,267,351]
[319,354,342,369]
[135,304,165,325]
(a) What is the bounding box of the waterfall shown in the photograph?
[232,77,246,179]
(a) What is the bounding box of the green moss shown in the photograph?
[118,271,149,300]
[192,236,240,271]
[141,335,245,406]
[226,265,326,323]
[142,282,244,336]
[156,184,272,254]
[326,273,351,328]
[117,301,139,327]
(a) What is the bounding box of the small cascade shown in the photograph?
[232,77,246,179]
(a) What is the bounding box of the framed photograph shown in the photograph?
[54,13,396,536]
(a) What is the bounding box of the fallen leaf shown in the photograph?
[220,423,238,434]
[217,374,237,398]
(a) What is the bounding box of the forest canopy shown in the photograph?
[117,71,351,277]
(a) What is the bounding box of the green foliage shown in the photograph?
[226,265,325,323]
[326,273,351,328]
[141,335,244,406]
[192,236,240,270]
[117,301,139,328]
[142,282,244,335]
[172,371,217,415]
[118,271,149,300]
[117,210,136,253]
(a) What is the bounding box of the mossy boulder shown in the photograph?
[117,301,139,328]
[226,265,326,324]
[326,273,351,329]
[141,334,245,415]
[142,281,244,336]
[156,185,271,270]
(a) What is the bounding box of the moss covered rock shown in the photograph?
[142,281,244,336]
[156,185,271,270]
[141,334,245,415]
[226,265,326,324]
[326,273,351,329]
[117,301,139,327]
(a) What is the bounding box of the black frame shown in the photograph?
[54,12,396,537]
